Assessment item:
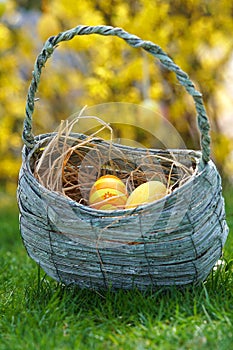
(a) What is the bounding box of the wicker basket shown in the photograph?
[17,25,229,290]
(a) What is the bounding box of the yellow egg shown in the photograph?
[125,181,167,209]
[89,175,128,210]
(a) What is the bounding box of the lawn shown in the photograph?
[0,185,233,350]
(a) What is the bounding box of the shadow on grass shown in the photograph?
[24,257,233,327]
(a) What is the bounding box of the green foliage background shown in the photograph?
[1,0,233,194]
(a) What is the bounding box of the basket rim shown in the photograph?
[20,132,211,217]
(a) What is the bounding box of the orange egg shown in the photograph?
[125,181,167,209]
[89,175,128,210]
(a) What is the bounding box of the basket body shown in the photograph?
[17,133,229,290]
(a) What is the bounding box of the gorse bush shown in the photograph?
[1,0,233,193]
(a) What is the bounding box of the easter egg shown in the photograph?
[125,181,167,209]
[89,175,128,210]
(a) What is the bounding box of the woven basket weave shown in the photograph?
[17,25,229,290]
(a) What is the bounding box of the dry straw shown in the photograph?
[17,25,229,290]
[33,110,196,208]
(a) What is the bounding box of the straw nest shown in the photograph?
[33,114,196,208]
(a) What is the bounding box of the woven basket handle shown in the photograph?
[23,25,211,163]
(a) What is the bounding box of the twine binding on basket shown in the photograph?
[17,25,229,290]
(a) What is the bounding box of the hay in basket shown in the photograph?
[33,111,196,209]
[17,25,229,290]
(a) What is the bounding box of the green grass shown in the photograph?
[0,187,233,350]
